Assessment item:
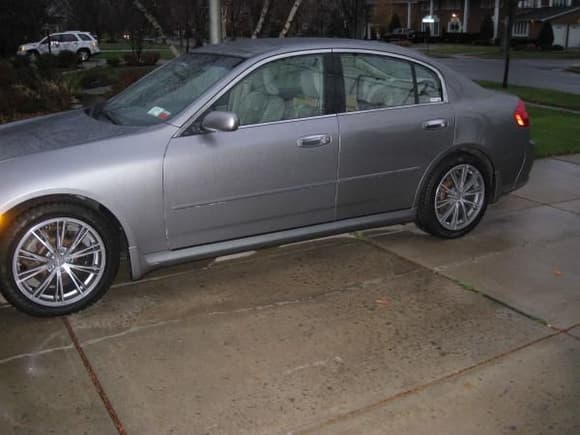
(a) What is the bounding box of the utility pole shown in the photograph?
[502,0,516,88]
[209,0,221,44]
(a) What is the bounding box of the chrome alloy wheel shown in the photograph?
[434,164,485,231]
[12,218,106,307]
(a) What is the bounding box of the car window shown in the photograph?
[61,34,78,42]
[78,33,92,41]
[210,54,325,126]
[51,34,63,42]
[415,64,443,104]
[340,53,415,112]
[103,53,242,126]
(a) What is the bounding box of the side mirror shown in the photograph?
[201,111,239,133]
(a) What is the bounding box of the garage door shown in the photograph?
[569,25,580,48]
[553,24,567,47]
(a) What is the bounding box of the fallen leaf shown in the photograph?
[375,298,390,306]
[553,269,563,276]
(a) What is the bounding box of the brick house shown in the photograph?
[367,0,580,47]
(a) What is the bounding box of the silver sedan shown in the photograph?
[0,38,533,316]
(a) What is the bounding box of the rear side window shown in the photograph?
[340,53,415,112]
[61,34,79,42]
[415,64,443,103]
[78,33,92,41]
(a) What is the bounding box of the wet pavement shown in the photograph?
[1,156,579,434]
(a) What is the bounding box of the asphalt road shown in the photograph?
[1,156,580,434]
[436,56,580,94]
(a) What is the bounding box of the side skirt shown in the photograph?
[132,208,415,279]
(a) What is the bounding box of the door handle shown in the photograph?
[297,134,332,148]
[422,119,448,130]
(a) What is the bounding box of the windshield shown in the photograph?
[102,53,243,126]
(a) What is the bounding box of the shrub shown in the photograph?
[140,51,161,66]
[480,15,494,41]
[537,22,554,49]
[123,52,140,66]
[394,40,413,47]
[106,57,121,67]
[35,53,58,71]
[11,55,31,69]
[78,68,113,89]
[57,50,79,68]
[112,69,150,95]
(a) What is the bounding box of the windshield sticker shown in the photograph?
[147,106,171,120]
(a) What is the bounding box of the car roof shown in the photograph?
[192,37,427,61]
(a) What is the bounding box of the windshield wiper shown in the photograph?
[88,101,121,125]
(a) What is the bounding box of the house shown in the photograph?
[367,0,580,47]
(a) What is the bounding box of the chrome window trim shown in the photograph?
[176,49,332,137]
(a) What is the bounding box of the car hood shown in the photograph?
[0,110,138,162]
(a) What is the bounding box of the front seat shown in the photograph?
[237,69,285,125]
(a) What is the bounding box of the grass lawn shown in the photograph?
[477,81,580,111]
[529,107,580,157]
[423,43,580,59]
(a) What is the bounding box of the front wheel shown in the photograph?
[0,204,119,316]
[416,155,490,238]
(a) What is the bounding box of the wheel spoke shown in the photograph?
[436,198,453,209]
[55,270,64,302]
[450,170,461,190]
[68,244,101,260]
[459,166,468,190]
[451,203,460,229]
[440,201,456,223]
[32,230,55,255]
[68,226,89,254]
[68,264,102,274]
[17,264,49,283]
[64,267,87,294]
[33,269,57,298]
[459,200,469,221]
[56,220,67,250]
[18,249,50,264]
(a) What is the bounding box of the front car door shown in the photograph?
[334,51,454,219]
[164,52,339,249]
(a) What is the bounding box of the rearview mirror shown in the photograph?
[201,111,239,133]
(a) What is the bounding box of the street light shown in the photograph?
[209,0,221,44]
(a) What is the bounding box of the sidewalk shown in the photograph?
[1,156,579,434]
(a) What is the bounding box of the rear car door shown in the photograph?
[164,52,339,249]
[334,51,455,219]
[59,33,80,53]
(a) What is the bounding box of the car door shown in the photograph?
[60,33,79,53]
[334,51,455,219]
[164,52,339,250]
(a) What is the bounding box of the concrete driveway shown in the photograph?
[1,156,580,434]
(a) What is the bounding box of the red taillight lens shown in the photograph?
[514,100,530,128]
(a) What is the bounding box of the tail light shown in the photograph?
[514,100,530,128]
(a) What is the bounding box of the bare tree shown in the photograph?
[252,0,271,38]
[279,0,304,38]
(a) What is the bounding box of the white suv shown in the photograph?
[18,31,101,62]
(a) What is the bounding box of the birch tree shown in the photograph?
[252,0,271,38]
[279,0,304,38]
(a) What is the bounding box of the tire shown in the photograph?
[0,203,119,317]
[77,49,90,62]
[416,154,491,239]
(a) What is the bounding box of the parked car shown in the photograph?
[0,38,533,316]
[18,31,100,62]
[383,28,423,42]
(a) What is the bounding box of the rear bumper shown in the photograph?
[495,139,534,199]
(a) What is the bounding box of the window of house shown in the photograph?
[550,0,571,6]
[512,21,530,37]
[210,55,325,126]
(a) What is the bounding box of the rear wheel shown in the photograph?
[0,203,119,316]
[416,154,490,238]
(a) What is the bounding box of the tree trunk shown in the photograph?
[252,0,271,39]
[502,0,516,88]
[279,0,304,38]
